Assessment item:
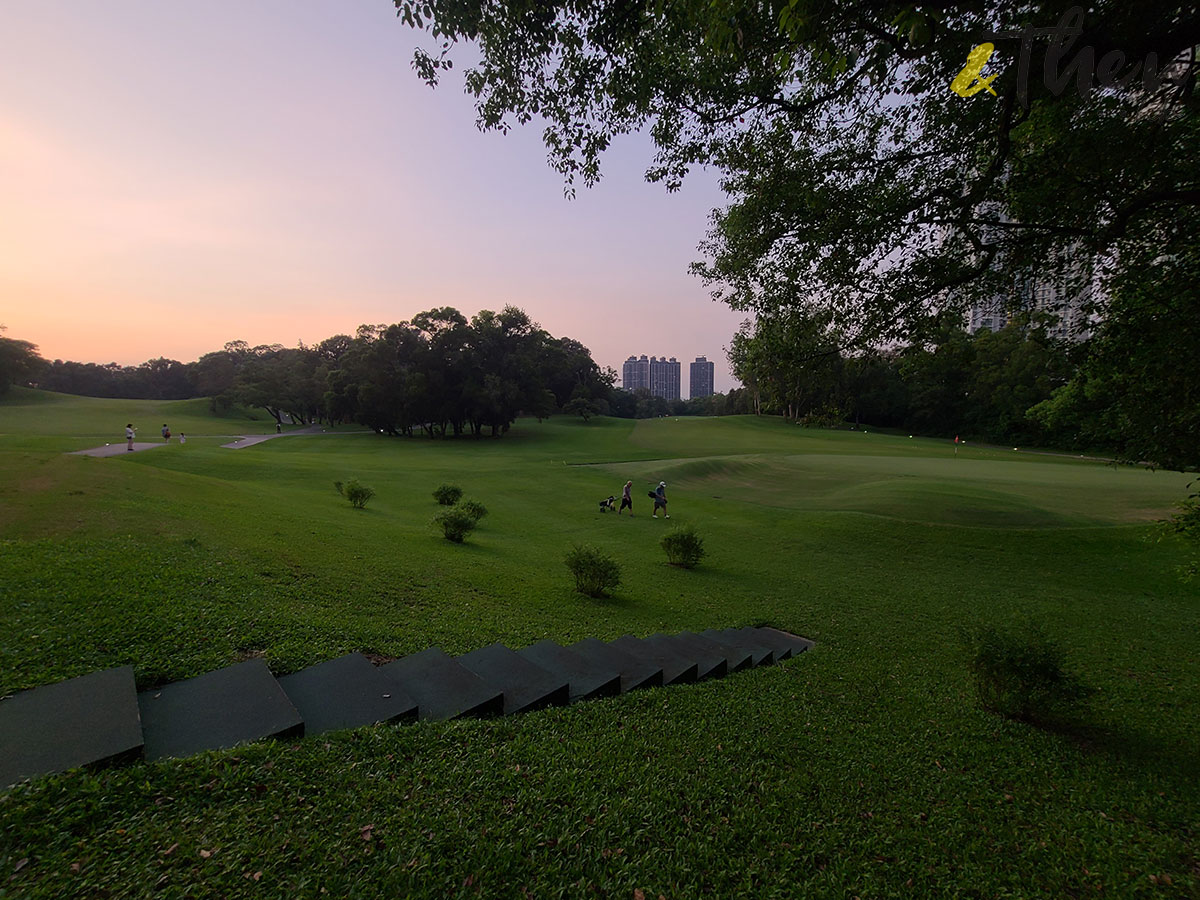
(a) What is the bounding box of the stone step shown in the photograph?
[735,626,801,661]
[138,660,303,762]
[456,643,570,715]
[757,626,815,656]
[380,648,503,721]
[699,629,777,666]
[516,640,622,703]
[277,653,417,736]
[567,638,663,693]
[609,635,699,685]
[666,630,753,675]
[0,666,143,788]
[645,633,727,680]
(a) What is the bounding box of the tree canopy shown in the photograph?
[0,327,44,395]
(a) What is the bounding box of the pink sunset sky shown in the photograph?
[0,2,748,396]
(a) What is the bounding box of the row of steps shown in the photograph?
[0,627,811,789]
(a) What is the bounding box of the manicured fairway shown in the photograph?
[1,389,1198,898]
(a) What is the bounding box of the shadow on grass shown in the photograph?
[1013,713,1200,784]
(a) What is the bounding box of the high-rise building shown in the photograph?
[623,354,680,400]
[621,355,650,392]
[689,357,715,399]
[649,356,681,401]
[965,257,1098,342]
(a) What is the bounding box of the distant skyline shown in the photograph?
[0,2,746,393]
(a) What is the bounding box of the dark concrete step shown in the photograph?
[645,633,727,680]
[0,666,143,788]
[380,648,503,721]
[138,660,303,762]
[665,630,753,675]
[700,629,777,666]
[516,640,622,703]
[277,653,417,736]
[758,627,814,656]
[456,643,569,715]
[567,638,663,693]
[735,626,801,661]
[609,635,699,685]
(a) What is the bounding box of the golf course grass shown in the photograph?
[1,387,1198,898]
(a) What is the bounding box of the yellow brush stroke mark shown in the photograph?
[950,43,999,97]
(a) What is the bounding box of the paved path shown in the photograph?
[70,442,169,458]
[221,425,323,449]
[221,425,371,448]
[69,428,370,456]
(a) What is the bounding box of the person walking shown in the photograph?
[125,423,136,451]
[619,480,634,516]
[161,423,171,441]
[652,481,669,518]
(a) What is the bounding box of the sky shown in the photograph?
[0,1,748,396]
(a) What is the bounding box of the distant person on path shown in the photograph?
[619,480,634,515]
[652,481,669,518]
[179,433,187,444]
[125,423,136,451]
[161,424,171,441]
[276,422,282,434]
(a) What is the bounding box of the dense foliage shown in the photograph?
[0,335,42,396]
[12,307,615,439]
[729,313,1092,448]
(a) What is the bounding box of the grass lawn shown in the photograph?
[1,389,1198,898]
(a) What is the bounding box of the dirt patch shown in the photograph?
[361,651,397,666]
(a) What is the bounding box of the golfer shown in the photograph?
[619,480,634,515]
[652,481,669,518]
[125,423,136,452]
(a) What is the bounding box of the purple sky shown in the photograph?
[0,1,747,396]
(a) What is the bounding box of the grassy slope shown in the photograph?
[1,393,1198,898]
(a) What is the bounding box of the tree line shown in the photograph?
[726,308,1193,464]
[1,308,617,438]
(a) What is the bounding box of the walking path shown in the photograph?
[70,442,169,458]
[68,426,372,456]
[220,424,324,448]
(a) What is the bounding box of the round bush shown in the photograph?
[335,478,375,509]
[458,499,488,522]
[433,507,477,543]
[564,544,621,598]
[960,624,1094,723]
[433,484,463,506]
[661,524,705,568]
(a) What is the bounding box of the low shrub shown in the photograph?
[433,507,478,543]
[434,484,463,506]
[1159,494,1200,580]
[458,499,488,522]
[960,623,1094,724]
[334,478,375,510]
[565,544,621,598]
[661,525,705,568]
